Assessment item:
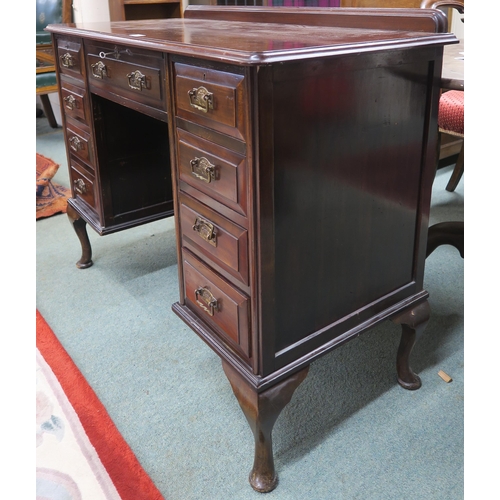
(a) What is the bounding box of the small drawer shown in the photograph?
[182,249,251,358]
[61,83,87,123]
[177,128,247,216]
[56,37,83,78]
[87,43,164,109]
[66,123,94,167]
[175,63,246,141]
[69,160,97,210]
[180,192,249,286]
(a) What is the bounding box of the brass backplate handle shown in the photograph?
[193,217,217,247]
[91,60,107,79]
[195,287,218,316]
[64,95,78,110]
[188,86,214,113]
[73,178,87,195]
[60,52,75,68]
[68,136,82,152]
[190,157,216,183]
[127,70,148,91]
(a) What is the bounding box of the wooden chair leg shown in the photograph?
[445,141,464,192]
[39,94,58,128]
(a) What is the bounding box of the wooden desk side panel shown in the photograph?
[256,49,440,373]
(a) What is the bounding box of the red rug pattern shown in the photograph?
[36,153,71,219]
[36,310,164,500]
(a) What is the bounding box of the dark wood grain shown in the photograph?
[47,7,456,491]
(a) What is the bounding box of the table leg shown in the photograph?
[67,203,93,269]
[222,361,309,493]
[391,300,430,390]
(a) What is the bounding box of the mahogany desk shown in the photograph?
[48,6,456,492]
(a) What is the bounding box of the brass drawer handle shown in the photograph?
[190,157,216,183]
[68,135,83,152]
[63,95,78,110]
[193,217,217,247]
[73,178,87,194]
[127,70,148,91]
[60,52,75,68]
[91,60,108,79]
[194,287,218,316]
[188,86,214,113]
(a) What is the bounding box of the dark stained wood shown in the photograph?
[183,249,251,358]
[179,192,250,287]
[47,7,456,491]
[426,221,464,258]
[185,5,447,32]
[66,202,93,269]
[222,360,309,493]
[391,300,431,390]
[108,0,182,22]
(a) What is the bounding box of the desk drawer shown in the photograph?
[177,128,247,216]
[69,159,97,211]
[174,63,246,141]
[180,192,249,286]
[56,37,83,78]
[66,123,94,167]
[61,82,88,123]
[182,249,251,358]
[87,44,165,109]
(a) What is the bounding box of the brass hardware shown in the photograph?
[127,70,148,91]
[91,60,108,79]
[188,86,214,113]
[190,157,216,183]
[68,136,83,152]
[73,178,87,194]
[60,52,75,68]
[64,95,78,110]
[193,217,217,247]
[194,287,218,316]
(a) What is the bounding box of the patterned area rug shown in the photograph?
[36,153,71,219]
[36,311,165,500]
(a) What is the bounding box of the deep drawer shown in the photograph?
[177,128,247,216]
[182,249,251,358]
[174,63,246,141]
[56,37,83,78]
[66,122,94,167]
[61,82,88,123]
[180,192,249,286]
[69,159,97,210]
[87,43,165,109]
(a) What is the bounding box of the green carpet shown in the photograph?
[36,115,464,499]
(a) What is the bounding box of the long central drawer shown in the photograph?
[86,42,166,110]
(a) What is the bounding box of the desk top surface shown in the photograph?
[48,7,457,65]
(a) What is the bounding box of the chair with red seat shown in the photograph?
[438,89,464,191]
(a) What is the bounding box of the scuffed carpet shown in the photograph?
[36,310,165,500]
[36,153,70,219]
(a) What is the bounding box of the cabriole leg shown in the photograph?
[391,300,430,390]
[222,361,309,493]
[66,203,93,269]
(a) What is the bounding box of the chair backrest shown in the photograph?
[420,0,463,13]
[36,0,72,45]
